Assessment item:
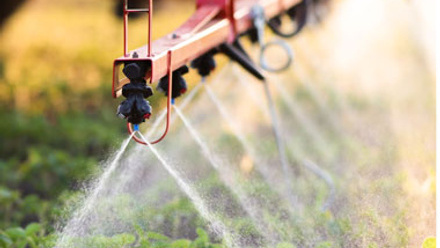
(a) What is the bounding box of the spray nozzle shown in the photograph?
[133,124,140,131]
[116,62,153,124]
[191,50,217,78]
[157,66,189,99]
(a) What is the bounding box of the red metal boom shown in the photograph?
[114,0,306,145]
[113,0,301,98]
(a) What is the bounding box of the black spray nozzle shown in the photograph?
[122,62,148,80]
[191,50,217,77]
[117,95,152,124]
[117,62,153,124]
[157,65,189,99]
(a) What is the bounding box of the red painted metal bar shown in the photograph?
[123,0,129,57]
[123,0,152,57]
[148,0,153,57]
[113,0,301,97]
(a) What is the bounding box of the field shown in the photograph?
[0,0,435,247]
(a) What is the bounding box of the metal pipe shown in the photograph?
[148,0,152,57]
[123,0,129,56]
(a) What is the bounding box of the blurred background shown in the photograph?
[0,0,435,247]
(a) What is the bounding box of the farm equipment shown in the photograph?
[113,0,325,144]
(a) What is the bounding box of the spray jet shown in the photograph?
[112,0,329,145]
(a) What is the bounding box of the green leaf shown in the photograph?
[0,234,12,247]
[111,233,136,246]
[151,241,171,248]
[195,228,208,242]
[5,227,26,240]
[147,231,169,241]
[26,236,38,248]
[171,239,191,248]
[16,239,28,248]
[134,224,150,247]
[25,223,41,236]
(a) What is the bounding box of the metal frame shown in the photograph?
[113,0,302,97]
[123,0,152,57]
[114,0,303,145]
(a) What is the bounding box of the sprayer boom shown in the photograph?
[113,0,327,144]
